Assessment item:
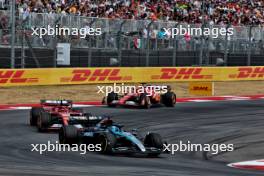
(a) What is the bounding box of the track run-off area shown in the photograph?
[0,98,264,175]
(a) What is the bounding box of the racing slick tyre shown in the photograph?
[30,107,44,126]
[162,92,176,107]
[106,92,118,107]
[37,112,51,132]
[98,133,116,154]
[139,94,151,109]
[144,133,163,157]
[59,125,79,145]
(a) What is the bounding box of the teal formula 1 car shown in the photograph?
[59,117,164,157]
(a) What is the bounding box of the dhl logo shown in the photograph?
[0,70,38,84]
[61,69,132,82]
[229,67,264,79]
[192,86,209,91]
[151,68,212,80]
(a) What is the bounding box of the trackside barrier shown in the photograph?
[0,67,264,87]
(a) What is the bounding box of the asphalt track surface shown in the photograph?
[0,100,264,176]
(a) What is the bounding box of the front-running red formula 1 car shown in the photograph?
[102,85,176,108]
[29,100,92,132]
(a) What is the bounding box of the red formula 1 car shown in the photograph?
[29,100,91,132]
[102,85,176,108]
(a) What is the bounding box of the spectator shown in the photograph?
[157,28,166,39]
[0,11,9,44]
[9,0,264,26]
[0,0,5,9]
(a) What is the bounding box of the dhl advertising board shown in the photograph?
[189,82,214,96]
[0,66,264,86]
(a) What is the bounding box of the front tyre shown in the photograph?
[30,107,44,126]
[162,92,176,107]
[144,133,163,157]
[37,112,51,132]
[97,133,116,154]
[106,92,118,107]
[59,125,79,145]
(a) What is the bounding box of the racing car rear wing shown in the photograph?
[40,100,73,106]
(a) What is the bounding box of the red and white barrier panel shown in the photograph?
[177,95,264,102]
[228,159,264,171]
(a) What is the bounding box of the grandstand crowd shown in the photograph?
[0,0,263,26]
[0,0,263,63]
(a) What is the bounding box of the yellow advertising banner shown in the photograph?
[189,82,214,96]
[0,66,263,86]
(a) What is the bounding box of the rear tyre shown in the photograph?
[107,92,118,107]
[30,107,44,126]
[139,94,151,109]
[144,133,163,157]
[97,133,116,154]
[162,92,176,107]
[59,125,79,145]
[37,112,51,132]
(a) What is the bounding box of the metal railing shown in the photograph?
[0,11,264,67]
